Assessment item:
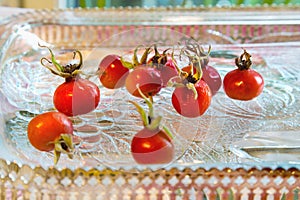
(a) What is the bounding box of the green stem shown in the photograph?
[136,84,154,119]
[129,100,149,126]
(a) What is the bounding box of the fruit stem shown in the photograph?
[128,84,155,127]
[235,49,252,70]
[129,86,174,138]
[136,84,154,119]
[128,100,149,126]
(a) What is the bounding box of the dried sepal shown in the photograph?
[129,85,173,139]
[180,37,211,68]
[53,134,74,164]
[147,116,162,131]
[120,57,135,69]
[39,43,83,79]
[140,46,152,65]
[121,45,152,69]
[186,82,198,100]
[235,49,252,70]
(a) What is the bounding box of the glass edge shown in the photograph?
[1,5,300,25]
[1,158,300,174]
[1,5,299,50]
[1,5,300,174]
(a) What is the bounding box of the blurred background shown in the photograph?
[0,0,299,8]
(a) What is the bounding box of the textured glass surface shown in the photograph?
[0,7,300,198]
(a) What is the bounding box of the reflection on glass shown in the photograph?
[58,0,299,8]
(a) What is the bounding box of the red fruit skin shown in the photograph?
[159,58,178,87]
[125,67,163,98]
[131,128,175,165]
[223,69,264,101]
[172,80,212,118]
[98,55,129,89]
[201,65,222,96]
[54,78,100,116]
[27,112,73,152]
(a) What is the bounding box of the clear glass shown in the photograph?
[57,0,300,8]
[0,6,300,199]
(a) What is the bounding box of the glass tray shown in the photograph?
[0,6,300,199]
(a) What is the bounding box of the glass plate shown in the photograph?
[0,6,300,199]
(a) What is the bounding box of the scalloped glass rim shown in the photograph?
[0,157,300,199]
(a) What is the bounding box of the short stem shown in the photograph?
[129,100,149,126]
[136,84,154,119]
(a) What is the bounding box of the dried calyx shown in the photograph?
[39,44,83,80]
[183,56,203,84]
[178,38,212,84]
[121,45,152,69]
[121,44,172,69]
[167,45,205,100]
[235,49,252,70]
[149,45,170,67]
[53,134,74,165]
[180,37,211,68]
